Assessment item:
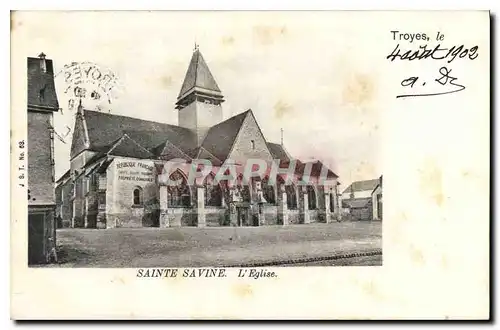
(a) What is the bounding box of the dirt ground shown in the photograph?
[48,222,382,267]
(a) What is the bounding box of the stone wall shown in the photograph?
[106,157,158,228]
[28,111,55,206]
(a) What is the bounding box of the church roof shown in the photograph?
[266,142,290,162]
[177,49,222,100]
[27,56,59,111]
[200,110,250,162]
[106,134,155,159]
[82,110,197,154]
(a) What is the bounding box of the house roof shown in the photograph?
[82,110,197,154]
[178,49,222,100]
[200,110,250,162]
[27,56,59,111]
[342,179,380,194]
[342,197,372,209]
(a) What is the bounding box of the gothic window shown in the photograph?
[168,171,191,207]
[205,175,222,207]
[286,184,297,210]
[133,187,143,206]
[262,178,276,204]
[307,185,317,210]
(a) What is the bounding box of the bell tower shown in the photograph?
[176,46,224,146]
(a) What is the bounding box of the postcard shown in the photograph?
[10,10,490,319]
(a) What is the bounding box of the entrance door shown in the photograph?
[28,213,45,264]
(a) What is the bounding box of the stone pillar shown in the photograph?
[197,185,206,227]
[159,185,170,228]
[84,197,90,228]
[300,186,310,224]
[278,184,288,226]
[255,181,265,226]
[324,186,332,223]
[229,186,238,226]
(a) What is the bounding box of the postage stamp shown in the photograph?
[10,10,490,320]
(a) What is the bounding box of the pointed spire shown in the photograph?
[177,48,222,100]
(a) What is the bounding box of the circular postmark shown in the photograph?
[55,61,123,112]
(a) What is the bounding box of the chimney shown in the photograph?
[38,52,47,73]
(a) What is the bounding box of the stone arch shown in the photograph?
[168,169,191,207]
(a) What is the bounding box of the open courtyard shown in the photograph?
[49,222,382,267]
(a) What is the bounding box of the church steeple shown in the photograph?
[176,47,225,146]
[176,48,224,109]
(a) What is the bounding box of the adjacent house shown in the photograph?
[341,178,380,221]
[27,53,60,264]
[55,169,73,228]
[371,175,383,221]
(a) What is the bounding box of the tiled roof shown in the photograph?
[178,49,222,100]
[194,147,223,166]
[342,197,372,209]
[266,142,290,162]
[200,110,250,161]
[27,56,59,111]
[342,179,380,194]
[155,140,192,161]
[106,134,154,159]
[83,110,196,153]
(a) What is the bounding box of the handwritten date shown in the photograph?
[397,67,465,98]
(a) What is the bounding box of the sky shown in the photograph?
[14,11,382,190]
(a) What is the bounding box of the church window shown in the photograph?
[168,171,191,207]
[285,184,297,210]
[307,185,317,210]
[251,140,255,150]
[133,187,143,206]
[205,184,222,207]
[262,178,276,205]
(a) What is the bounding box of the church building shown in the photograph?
[59,48,340,228]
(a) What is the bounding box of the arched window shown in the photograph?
[307,185,317,210]
[133,187,143,206]
[205,175,222,207]
[285,184,297,210]
[168,170,191,207]
[262,177,276,204]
